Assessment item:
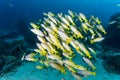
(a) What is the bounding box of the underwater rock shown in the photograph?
[16,19,38,46]
[4,35,24,44]
[103,53,120,74]
[0,60,21,76]
[0,55,20,75]
[0,32,19,42]
[0,32,32,75]
[0,34,28,57]
[0,31,24,44]
[5,56,17,65]
[104,12,120,49]
[96,47,120,74]
[0,56,5,71]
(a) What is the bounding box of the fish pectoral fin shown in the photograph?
[92,72,96,76]
[92,66,96,70]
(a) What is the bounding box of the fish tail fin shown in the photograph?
[88,55,92,59]
[69,50,73,54]
[104,31,107,34]
[92,72,96,76]
[92,66,96,70]
[90,40,94,44]
[61,69,66,74]
[69,56,73,60]
[80,35,84,39]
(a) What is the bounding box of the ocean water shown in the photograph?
[0,0,120,33]
[0,0,120,80]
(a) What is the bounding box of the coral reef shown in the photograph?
[25,10,106,80]
[97,12,120,74]
[103,53,120,74]
[0,18,41,76]
[96,47,120,74]
[0,33,29,76]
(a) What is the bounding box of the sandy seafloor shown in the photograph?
[0,50,120,80]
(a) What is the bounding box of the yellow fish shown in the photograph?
[70,40,80,51]
[47,54,62,60]
[90,37,105,44]
[48,33,64,50]
[83,57,96,70]
[46,42,58,54]
[88,47,96,54]
[81,23,89,31]
[77,50,85,57]
[63,60,78,68]
[48,12,55,16]
[70,25,84,38]
[40,43,51,51]
[65,64,76,73]
[25,53,37,62]
[95,30,102,38]
[31,29,44,37]
[43,18,50,24]
[48,33,60,48]
[36,43,47,55]
[68,10,75,18]
[45,36,54,44]
[62,52,73,60]
[62,42,73,54]
[96,25,107,34]
[72,73,82,80]
[34,49,46,56]
[95,17,101,24]
[74,41,92,58]
[76,65,87,70]
[61,23,70,30]
[37,35,46,43]
[89,28,95,36]
[43,26,57,36]
[58,29,72,44]
[79,13,88,22]
[77,70,96,77]
[30,22,39,29]
[49,21,58,32]
[66,15,75,25]
[36,66,44,69]
[48,13,57,24]
[61,17,70,26]
[50,62,66,74]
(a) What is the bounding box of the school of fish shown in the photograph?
[24,10,106,80]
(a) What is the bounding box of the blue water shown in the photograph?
[0,0,120,33]
[1,0,120,80]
